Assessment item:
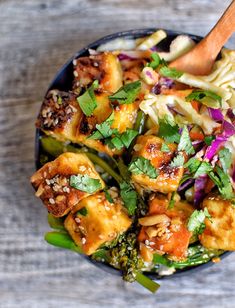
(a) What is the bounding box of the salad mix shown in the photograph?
[31,30,235,293]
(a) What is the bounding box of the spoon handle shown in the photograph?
[195,0,235,62]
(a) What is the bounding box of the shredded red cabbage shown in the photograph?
[204,136,227,160]
[227,108,235,123]
[178,178,194,192]
[208,108,224,121]
[194,176,208,206]
[223,120,235,137]
[232,167,235,182]
[118,53,136,61]
[151,77,174,94]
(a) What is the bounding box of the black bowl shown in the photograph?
[35,28,231,280]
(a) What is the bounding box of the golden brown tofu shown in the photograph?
[31,152,105,217]
[199,195,235,250]
[131,135,183,193]
[36,90,139,156]
[64,192,132,255]
[138,195,194,261]
[73,52,123,93]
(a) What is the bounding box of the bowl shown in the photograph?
[35,28,231,280]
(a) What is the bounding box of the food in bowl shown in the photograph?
[31,29,235,293]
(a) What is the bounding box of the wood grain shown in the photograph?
[0,1,235,307]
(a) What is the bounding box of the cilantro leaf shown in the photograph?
[193,162,213,178]
[159,66,183,79]
[110,129,138,150]
[218,148,232,172]
[128,157,158,179]
[158,119,180,143]
[147,52,163,69]
[161,143,170,153]
[88,112,114,140]
[187,208,211,235]
[77,80,99,116]
[204,136,215,145]
[178,126,195,155]
[120,182,137,215]
[209,166,234,200]
[76,207,88,216]
[69,174,101,193]
[104,188,114,203]
[186,90,222,108]
[170,155,184,167]
[109,81,141,104]
[184,157,201,174]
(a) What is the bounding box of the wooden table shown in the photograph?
[1,1,235,307]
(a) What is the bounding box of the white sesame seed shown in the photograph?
[75,217,81,224]
[73,70,78,77]
[45,179,50,185]
[73,59,77,66]
[105,206,110,211]
[49,198,55,204]
[98,234,104,239]
[81,237,86,244]
[145,240,150,246]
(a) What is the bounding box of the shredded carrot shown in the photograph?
[189,131,204,141]
[190,100,200,112]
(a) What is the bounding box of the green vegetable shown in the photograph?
[91,249,111,263]
[153,253,172,267]
[209,166,234,200]
[187,208,211,235]
[135,272,160,293]
[184,157,201,173]
[158,119,180,143]
[134,110,146,134]
[159,66,183,79]
[178,126,195,155]
[204,136,215,145]
[88,112,114,140]
[193,161,213,178]
[47,213,65,231]
[76,80,99,116]
[147,52,163,70]
[70,174,102,193]
[109,80,141,104]
[128,157,158,179]
[120,182,137,216]
[44,231,83,254]
[104,188,114,203]
[168,192,176,209]
[170,155,184,167]
[161,143,170,153]
[186,90,222,108]
[218,148,232,172]
[76,207,88,216]
[110,129,138,150]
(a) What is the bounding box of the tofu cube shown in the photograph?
[64,192,132,255]
[31,152,105,217]
[199,195,235,250]
[73,52,123,93]
[131,135,183,193]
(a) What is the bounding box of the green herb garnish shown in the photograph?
[186,90,222,108]
[170,155,184,167]
[204,136,215,145]
[88,112,114,139]
[110,129,138,150]
[109,81,141,104]
[218,148,232,172]
[158,118,180,143]
[159,66,183,79]
[178,126,195,155]
[147,52,163,69]
[187,208,211,235]
[76,207,88,216]
[120,182,137,215]
[76,80,99,116]
[104,188,114,204]
[161,143,171,152]
[69,174,102,193]
[128,157,158,179]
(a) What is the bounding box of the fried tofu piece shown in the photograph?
[73,52,123,93]
[36,90,138,156]
[138,195,194,261]
[31,152,105,217]
[131,135,183,193]
[64,192,132,255]
[199,195,235,250]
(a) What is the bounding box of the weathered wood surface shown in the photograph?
[1,0,235,307]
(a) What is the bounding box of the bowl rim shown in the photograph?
[35,28,232,280]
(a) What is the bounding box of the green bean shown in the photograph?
[134,110,146,134]
[47,213,66,231]
[44,231,83,254]
[135,272,160,293]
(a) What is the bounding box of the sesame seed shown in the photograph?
[75,217,81,224]
[98,234,104,239]
[145,240,150,246]
[105,206,110,211]
[73,59,77,66]
[81,237,86,244]
[45,179,50,185]
[73,70,78,77]
[49,198,55,204]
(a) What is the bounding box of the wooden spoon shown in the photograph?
[170,0,235,75]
